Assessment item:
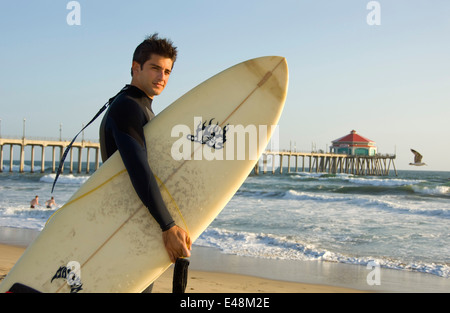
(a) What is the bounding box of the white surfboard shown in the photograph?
[0,56,288,293]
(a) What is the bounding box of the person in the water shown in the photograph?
[30,195,39,209]
[99,34,191,264]
[45,196,56,208]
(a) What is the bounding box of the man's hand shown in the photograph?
[162,225,192,263]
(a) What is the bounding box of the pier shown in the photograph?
[0,137,100,174]
[255,151,397,176]
[1,137,397,177]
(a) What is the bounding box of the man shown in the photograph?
[30,195,39,209]
[99,34,191,264]
[45,196,57,209]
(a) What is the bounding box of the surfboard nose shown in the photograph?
[245,56,287,75]
[245,56,289,103]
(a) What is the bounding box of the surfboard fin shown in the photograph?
[172,258,190,293]
[6,283,41,293]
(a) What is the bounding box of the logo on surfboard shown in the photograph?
[51,261,83,293]
[187,118,229,150]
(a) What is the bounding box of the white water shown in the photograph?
[1,170,449,279]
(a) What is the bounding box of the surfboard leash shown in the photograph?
[51,87,128,193]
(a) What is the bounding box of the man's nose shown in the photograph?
[157,70,167,80]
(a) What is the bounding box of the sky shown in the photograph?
[1,0,449,171]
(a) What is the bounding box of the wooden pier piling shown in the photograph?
[0,137,100,174]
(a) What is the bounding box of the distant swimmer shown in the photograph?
[30,195,39,209]
[409,149,427,166]
[45,196,57,209]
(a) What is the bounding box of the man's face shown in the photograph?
[131,54,173,99]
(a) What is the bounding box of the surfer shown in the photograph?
[99,34,192,264]
[45,196,56,209]
[30,195,39,209]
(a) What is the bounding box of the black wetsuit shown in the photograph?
[99,85,175,231]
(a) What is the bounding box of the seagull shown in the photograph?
[409,149,427,166]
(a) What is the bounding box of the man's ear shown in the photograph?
[131,61,141,76]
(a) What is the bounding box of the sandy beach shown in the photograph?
[153,262,360,293]
[0,243,360,293]
[0,227,363,293]
[1,227,448,293]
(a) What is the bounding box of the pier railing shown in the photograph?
[0,137,100,174]
[255,151,397,176]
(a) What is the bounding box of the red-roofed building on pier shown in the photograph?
[330,130,377,156]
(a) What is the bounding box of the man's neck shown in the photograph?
[130,82,154,100]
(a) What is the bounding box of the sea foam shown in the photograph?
[196,227,450,278]
[40,174,89,185]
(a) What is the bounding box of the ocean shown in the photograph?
[1,161,449,281]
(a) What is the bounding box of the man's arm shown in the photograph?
[107,102,175,230]
[107,101,191,261]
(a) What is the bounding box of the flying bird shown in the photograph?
[409,149,427,166]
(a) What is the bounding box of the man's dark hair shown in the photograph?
[131,33,178,76]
